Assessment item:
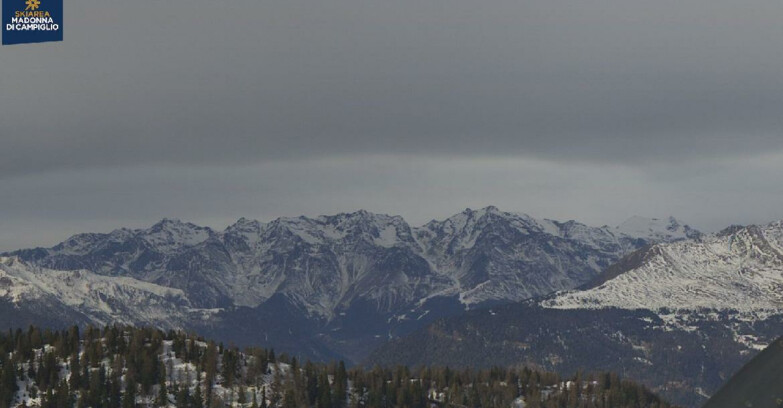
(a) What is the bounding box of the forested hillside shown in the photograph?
[0,326,672,408]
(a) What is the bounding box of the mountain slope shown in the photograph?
[703,337,783,408]
[367,221,783,406]
[415,207,646,305]
[0,256,196,328]
[545,222,783,315]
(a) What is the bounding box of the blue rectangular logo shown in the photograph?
[2,0,62,45]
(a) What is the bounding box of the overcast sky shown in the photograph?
[1,0,783,251]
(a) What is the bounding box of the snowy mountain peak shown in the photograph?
[226,217,264,233]
[143,218,214,249]
[152,217,183,226]
[222,217,267,248]
[460,205,525,220]
[615,215,699,242]
[426,206,536,235]
[262,210,415,249]
[149,217,208,234]
[311,210,411,234]
[462,205,501,215]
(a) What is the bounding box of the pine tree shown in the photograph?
[238,384,247,405]
[317,371,332,408]
[123,378,137,408]
[334,361,347,408]
[108,373,122,408]
[251,391,259,408]
[282,388,297,408]
[157,363,169,407]
[0,358,18,408]
[68,352,81,391]
[54,380,73,408]
[193,384,204,408]
[175,383,190,408]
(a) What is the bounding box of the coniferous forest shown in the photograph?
[0,326,673,408]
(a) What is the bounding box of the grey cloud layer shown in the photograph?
[2,0,782,251]
[2,0,783,177]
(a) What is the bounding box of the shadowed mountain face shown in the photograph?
[1,207,689,362]
[367,221,783,407]
[703,337,783,408]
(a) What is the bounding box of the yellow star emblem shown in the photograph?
[25,0,41,11]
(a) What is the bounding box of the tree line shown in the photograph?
[0,325,674,408]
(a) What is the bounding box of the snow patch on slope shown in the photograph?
[544,222,783,314]
[0,256,197,327]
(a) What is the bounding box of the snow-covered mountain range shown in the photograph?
[1,207,693,361]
